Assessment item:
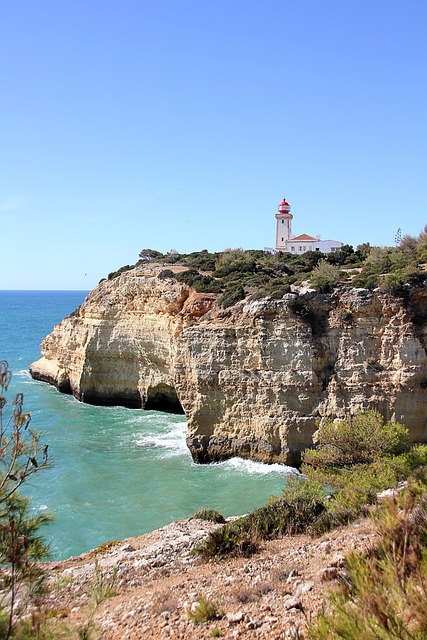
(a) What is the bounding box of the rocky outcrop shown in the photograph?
[39,515,376,639]
[30,265,427,465]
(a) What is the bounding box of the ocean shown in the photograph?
[0,290,297,560]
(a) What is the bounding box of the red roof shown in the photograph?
[291,234,317,241]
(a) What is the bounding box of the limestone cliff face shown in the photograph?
[30,265,427,465]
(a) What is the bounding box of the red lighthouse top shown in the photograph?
[277,197,291,214]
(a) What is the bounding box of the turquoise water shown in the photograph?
[0,291,297,560]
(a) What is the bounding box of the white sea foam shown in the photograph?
[31,504,48,512]
[212,457,300,476]
[17,369,32,382]
[134,421,188,456]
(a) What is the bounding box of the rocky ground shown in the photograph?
[40,515,376,639]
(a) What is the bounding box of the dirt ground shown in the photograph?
[39,515,376,639]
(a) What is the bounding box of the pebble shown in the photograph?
[317,540,332,554]
[318,567,339,581]
[330,554,346,568]
[295,580,314,596]
[283,596,302,611]
[227,611,244,624]
[246,618,262,629]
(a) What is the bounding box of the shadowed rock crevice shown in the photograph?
[144,383,184,414]
[80,388,143,409]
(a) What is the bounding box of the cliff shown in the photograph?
[30,265,427,465]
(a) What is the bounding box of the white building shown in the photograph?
[275,197,343,254]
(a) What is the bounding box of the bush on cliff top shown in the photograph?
[303,410,409,468]
[133,227,426,306]
[193,476,327,559]
[308,479,427,640]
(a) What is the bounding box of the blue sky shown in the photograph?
[1,0,426,289]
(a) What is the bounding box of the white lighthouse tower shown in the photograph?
[275,197,293,251]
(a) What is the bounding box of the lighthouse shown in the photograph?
[275,197,293,251]
[273,196,344,254]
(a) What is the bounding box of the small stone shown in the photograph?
[283,596,302,611]
[318,567,339,581]
[295,580,314,596]
[286,569,298,583]
[246,618,262,630]
[330,554,346,568]
[227,611,244,624]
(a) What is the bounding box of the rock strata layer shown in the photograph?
[30,265,427,465]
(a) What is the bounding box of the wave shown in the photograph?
[134,421,188,457]
[16,369,33,383]
[211,457,300,476]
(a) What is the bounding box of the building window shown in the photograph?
[291,246,295,251]
[315,248,320,251]
[282,220,284,224]
[299,246,303,252]
[281,237,284,242]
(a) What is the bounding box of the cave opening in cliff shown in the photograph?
[144,383,184,414]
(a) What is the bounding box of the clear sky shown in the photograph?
[1,0,426,289]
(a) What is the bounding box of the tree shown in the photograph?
[0,361,51,638]
[138,248,162,262]
[309,260,341,293]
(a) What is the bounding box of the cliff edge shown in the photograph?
[30,264,427,465]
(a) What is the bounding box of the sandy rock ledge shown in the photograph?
[41,515,376,639]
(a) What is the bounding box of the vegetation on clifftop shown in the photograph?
[129,226,427,305]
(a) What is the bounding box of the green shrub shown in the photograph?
[303,410,409,468]
[193,509,225,523]
[193,476,327,558]
[175,268,223,293]
[310,260,342,292]
[340,310,353,322]
[308,489,427,639]
[218,283,246,308]
[157,269,174,280]
[187,596,221,624]
[107,264,135,280]
[193,518,257,559]
[183,250,220,271]
[212,249,257,279]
